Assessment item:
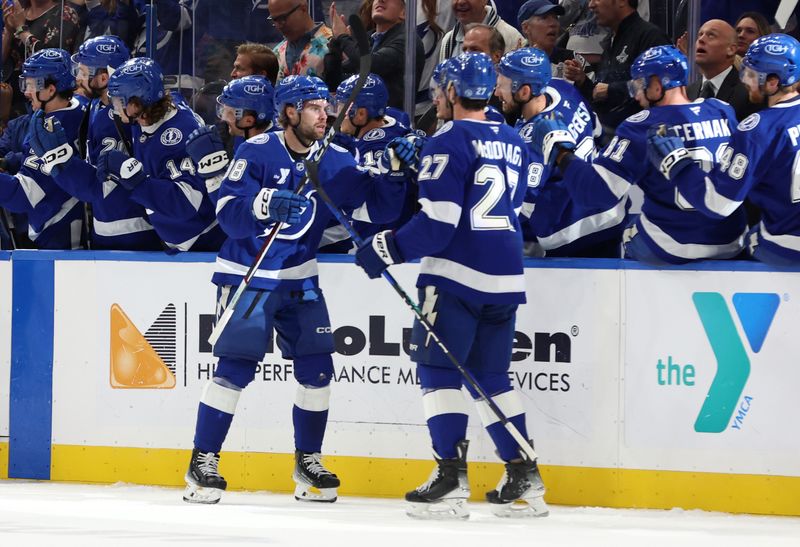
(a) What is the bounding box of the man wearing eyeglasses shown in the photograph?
[269,0,333,81]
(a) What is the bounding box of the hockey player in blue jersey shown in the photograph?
[354,52,548,520]
[495,47,627,258]
[103,58,224,251]
[0,49,86,249]
[27,36,162,251]
[182,75,409,505]
[185,75,275,206]
[533,45,747,265]
[648,34,800,266]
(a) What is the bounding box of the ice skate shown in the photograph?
[486,450,549,518]
[405,440,470,520]
[183,448,227,504]
[293,451,340,502]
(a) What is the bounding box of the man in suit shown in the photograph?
[687,19,761,121]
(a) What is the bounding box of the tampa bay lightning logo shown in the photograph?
[249,133,270,144]
[521,55,544,67]
[626,110,650,123]
[160,127,183,146]
[765,44,789,55]
[435,121,453,136]
[737,113,760,131]
[363,128,385,141]
[642,47,663,61]
[519,123,534,142]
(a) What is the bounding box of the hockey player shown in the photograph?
[185,75,276,206]
[354,52,548,520]
[647,34,800,266]
[429,58,505,125]
[495,47,628,258]
[27,36,162,251]
[183,75,409,505]
[533,45,746,265]
[103,58,224,251]
[0,49,86,249]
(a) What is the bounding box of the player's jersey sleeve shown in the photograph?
[393,127,469,261]
[215,141,269,240]
[561,119,644,208]
[673,109,760,219]
[0,170,39,212]
[318,144,405,225]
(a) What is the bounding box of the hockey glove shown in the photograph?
[384,136,420,172]
[28,110,73,176]
[186,126,229,178]
[252,188,310,225]
[97,149,147,190]
[355,230,402,279]
[647,124,692,180]
[531,114,576,167]
[0,151,23,175]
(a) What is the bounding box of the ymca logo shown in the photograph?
[110,303,177,389]
[692,292,779,433]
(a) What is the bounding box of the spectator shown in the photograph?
[687,19,761,122]
[562,0,669,140]
[701,1,780,27]
[735,11,771,56]
[82,0,141,48]
[231,42,280,85]
[517,0,574,72]
[325,0,424,109]
[439,0,524,61]
[2,0,82,116]
[415,0,450,115]
[462,22,504,63]
[269,0,333,79]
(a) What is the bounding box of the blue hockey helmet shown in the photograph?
[72,35,130,77]
[336,73,388,119]
[741,33,800,86]
[628,45,688,97]
[274,75,326,115]
[308,76,332,102]
[107,57,165,107]
[429,59,454,99]
[497,47,551,95]
[445,52,497,100]
[20,48,76,93]
[217,75,275,123]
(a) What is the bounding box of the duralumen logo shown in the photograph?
[692,292,779,433]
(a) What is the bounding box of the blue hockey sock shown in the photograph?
[192,378,242,453]
[293,384,331,453]
[474,389,529,461]
[427,414,469,459]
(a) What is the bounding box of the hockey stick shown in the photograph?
[306,170,538,463]
[207,13,373,346]
[0,208,16,250]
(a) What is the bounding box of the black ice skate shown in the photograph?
[293,451,340,502]
[486,444,549,518]
[183,448,227,504]
[405,440,470,520]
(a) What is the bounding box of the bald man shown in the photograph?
[687,19,761,121]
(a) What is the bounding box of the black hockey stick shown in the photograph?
[415,104,437,134]
[306,169,538,462]
[0,207,16,250]
[208,13,373,345]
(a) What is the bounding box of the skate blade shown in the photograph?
[406,499,469,520]
[489,496,549,518]
[293,484,338,503]
[182,483,222,504]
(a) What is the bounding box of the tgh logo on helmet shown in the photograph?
[42,50,62,59]
[642,47,663,61]
[765,44,790,55]
[97,44,117,53]
[121,64,143,74]
[244,84,265,95]
[521,56,544,66]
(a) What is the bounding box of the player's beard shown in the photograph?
[296,116,325,144]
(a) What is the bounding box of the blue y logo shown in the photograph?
[692,292,779,433]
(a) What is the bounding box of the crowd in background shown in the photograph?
[0,0,798,263]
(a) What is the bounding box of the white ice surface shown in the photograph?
[0,481,799,547]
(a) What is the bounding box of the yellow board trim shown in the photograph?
[0,440,8,479]
[49,444,800,516]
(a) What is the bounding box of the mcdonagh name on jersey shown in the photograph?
[471,140,523,166]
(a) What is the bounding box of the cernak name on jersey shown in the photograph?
[471,139,523,167]
[667,117,731,142]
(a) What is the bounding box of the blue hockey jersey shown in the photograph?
[212,131,405,290]
[519,79,628,257]
[671,94,800,261]
[53,99,161,250]
[561,98,747,263]
[394,119,531,304]
[128,104,224,251]
[0,99,86,249]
